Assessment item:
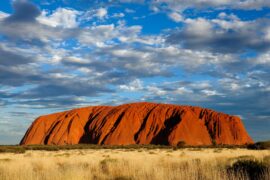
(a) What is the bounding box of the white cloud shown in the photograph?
[96,8,107,19]
[125,8,136,13]
[64,56,89,64]
[78,24,116,46]
[37,8,81,28]
[184,18,213,37]
[112,13,125,18]
[51,55,62,64]
[201,89,221,96]
[112,48,143,59]
[255,52,270,64]
[150,6,160,12]
[175,87,193,95]
[78,23,160,47]
[79,8,108,22]
[151,0,270,12]
[219,78,242,92]
[0,19,75,44]
[0,11,9,20]
[167,14,270,54]
[119,79,143,91]
[146,86,167,96]
[168,12,183,22]
[264,28,270,41]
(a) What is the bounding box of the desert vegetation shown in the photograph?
[0,145,269,180]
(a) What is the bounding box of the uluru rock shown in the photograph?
[20,102,253,146]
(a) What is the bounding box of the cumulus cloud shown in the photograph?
[0,44,44,86]
[4,0,40,23]
[167,15,270,53]
[168,12,183,22]
[37,8,81,28]
[78,24,116,46]
[0,45,33,66]
[0,5,77,45]
[78,23,161,47]
[96,8,107,19]
[119,79,143,91]
[151,0,270,12]
[255,51,270,65]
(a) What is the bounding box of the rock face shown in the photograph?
[20,102,253,146]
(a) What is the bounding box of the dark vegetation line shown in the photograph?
[0,141,269,154]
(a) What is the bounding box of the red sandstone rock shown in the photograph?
[20,102,253,146]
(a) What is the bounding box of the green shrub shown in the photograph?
[247,141,270,150]
[227,159,269,179]
[177,141,186,147]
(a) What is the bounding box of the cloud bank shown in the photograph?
[0,0,270,144]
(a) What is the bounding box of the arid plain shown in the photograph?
[0,147,270,180]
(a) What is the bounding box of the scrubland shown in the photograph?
[0,147,269,180]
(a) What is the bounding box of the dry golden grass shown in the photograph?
[0,148,269,180]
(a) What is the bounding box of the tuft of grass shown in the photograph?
[236,155,255,160]
[100,158,118,174]
[100,158,118,165]
[148,151,156,154]
[113,176,134,180]
[32,162,44,172]
[263,155,270,164]
[213,149,222,153]
[0,158,12,162]
[189,148,203,151]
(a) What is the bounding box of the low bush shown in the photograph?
[247,141,270,150]
[227,159,269,179]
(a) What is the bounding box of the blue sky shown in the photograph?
[0,0,270,144]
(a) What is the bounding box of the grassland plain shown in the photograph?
[0,146,269,180]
